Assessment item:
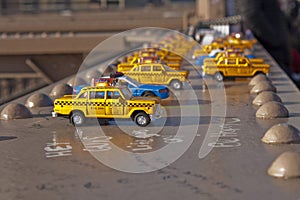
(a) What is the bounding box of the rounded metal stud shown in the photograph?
[252,91,282,106]
[25,93,53,108]
[49,84,73,99]
[268,151,300,179]
[67,77,86,87]
[250,81,276,94]
[256,101,289,119]
[249,74,271,86]
[262,123,300,144]
[1,103,32,120]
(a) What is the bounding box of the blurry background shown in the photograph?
[0,0,299,104]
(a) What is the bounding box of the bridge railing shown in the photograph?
[0,0,126,14]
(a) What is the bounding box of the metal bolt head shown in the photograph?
[253,91,282,106]
[25,93,53,108]
[67,77,86,87]
[256,101,289,119]
[268,151,300,179]
[249,74,271,86]
[262,123,300,144]
[250,81,276,94]
[1,103,32,120]
[49,84,73,99]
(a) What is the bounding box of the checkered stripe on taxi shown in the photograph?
[54,101,87,106]
[127,102,154,109]
[55,101,109,107]
[54,101,154,109]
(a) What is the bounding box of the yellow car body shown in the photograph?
[120,63,189,90]
[202,56,270,81]
[53,86,161,126]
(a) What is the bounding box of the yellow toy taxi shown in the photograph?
[52,86,162,127]
[119,63,189,90]
[202,56,270,81]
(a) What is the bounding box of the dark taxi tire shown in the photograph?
[214,72,224,82]
[170,79,182,90]
[134,112,151,127]
[143,91,156,97]
[70,111,85,126]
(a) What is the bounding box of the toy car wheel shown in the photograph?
[214,72,224,82]
[170,80,182,90]
[134,112,150,127]
[70,111,85,126]
[143,92,155,97]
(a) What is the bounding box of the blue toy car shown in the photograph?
[73,75,170,99]
[116,76,169,99]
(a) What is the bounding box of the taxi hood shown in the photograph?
[55,95,76,101]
